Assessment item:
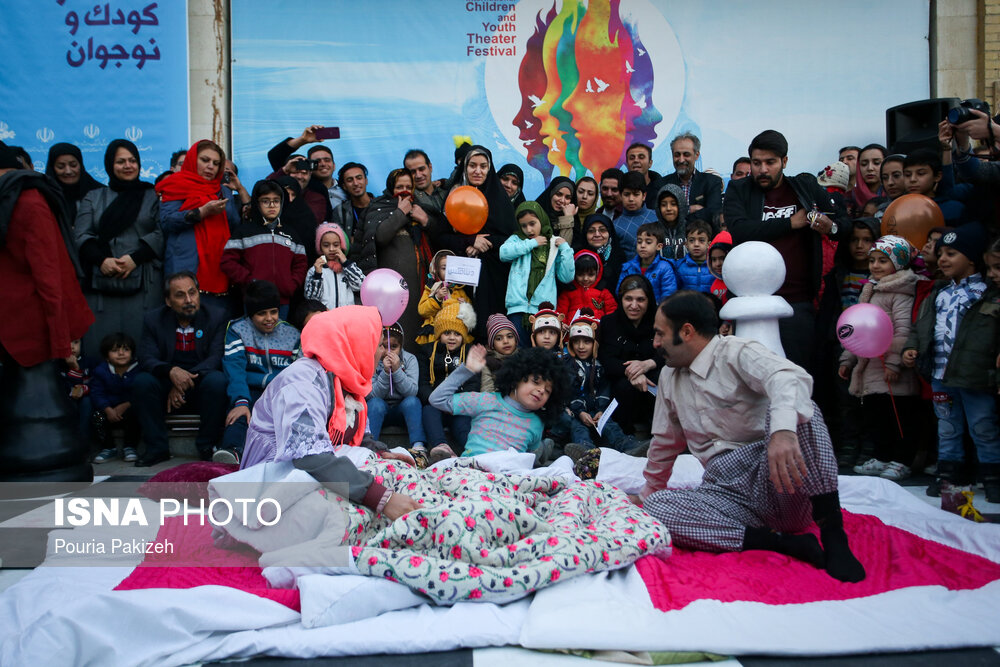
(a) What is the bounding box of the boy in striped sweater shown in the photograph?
[217,280,301,464]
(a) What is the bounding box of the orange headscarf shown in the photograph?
[300,305,381,447]
[155,141,230,293]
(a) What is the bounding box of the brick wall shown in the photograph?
[985,0,1000,106]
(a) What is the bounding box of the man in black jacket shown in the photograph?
[131,271,228,466]
[725,130,850,377]
[266,124,346,221]
[646,132,723,229]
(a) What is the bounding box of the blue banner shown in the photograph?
[0,1,189,181]
[231,0,929,197]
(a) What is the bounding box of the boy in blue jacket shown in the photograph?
[672,219,715,293]
[91,333,142,463]
[617,222,677,303]
[217,280,301,464]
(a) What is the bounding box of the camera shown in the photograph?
[948,99,991,125]
[293,159,318,172]
[222,171,232,184]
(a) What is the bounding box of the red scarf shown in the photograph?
[300,306,381,447]
[155,142,230,293]
[850,178,880,213]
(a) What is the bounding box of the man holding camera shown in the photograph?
[266,125,346,221]
[942,102,1000,186]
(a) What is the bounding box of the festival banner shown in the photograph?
[0,1,189,181]
[231,0,929,196]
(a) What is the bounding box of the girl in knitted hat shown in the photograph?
[839,235,924,482]
[415,249,472,345]
[304,222,366,310]
[417,300,479,463]
[480,313,520,393]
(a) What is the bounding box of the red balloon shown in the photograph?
[881,194,944,249]
[445,186,489,235]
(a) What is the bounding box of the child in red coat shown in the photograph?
[557,250,617,322]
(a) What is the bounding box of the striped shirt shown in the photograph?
[933,274,987,380]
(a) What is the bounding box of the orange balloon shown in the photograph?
[445,186,489,235]
[880,194,944,249]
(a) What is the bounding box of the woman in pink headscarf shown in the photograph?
[240,305,419,519]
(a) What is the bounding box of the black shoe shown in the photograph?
[926,477,942,497]
[980,463,1000,504]
[135,452,171,468]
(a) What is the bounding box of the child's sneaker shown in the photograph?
[534,438,556,467]
[624,438,651,457]
[564,442,593,463]
[122,447,138,463]
[408,444,430,469]
[92,448,118,464]
[879,462,911,482]
[212,448,240,465]
[853,458,889,476]
[428,443,457,465]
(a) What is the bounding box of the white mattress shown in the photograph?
[1,454,998,666]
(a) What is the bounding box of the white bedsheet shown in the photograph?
[1,454,999,666]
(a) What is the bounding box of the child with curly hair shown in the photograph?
[428,345,571,459]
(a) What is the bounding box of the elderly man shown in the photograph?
[131,271,228,466]
[646,132,722,226]
[638,291,865,583]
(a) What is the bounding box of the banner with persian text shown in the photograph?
[231,0,929,198]
[0,1,189,180]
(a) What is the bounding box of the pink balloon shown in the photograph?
[836,303,893,358]
[360,268,409,326]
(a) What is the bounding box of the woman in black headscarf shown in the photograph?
[440,145,515,339]
[575,212,625,291]
[535,175,577,244]
[497,163,526,208]
[75,139,163,349]
[597,273,661,435]
[46,143,102,224]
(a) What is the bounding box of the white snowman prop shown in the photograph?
[718,241,793,357]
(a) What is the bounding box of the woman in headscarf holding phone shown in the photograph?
[156,139,241,315]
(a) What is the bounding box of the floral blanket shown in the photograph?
[327,459,671,605]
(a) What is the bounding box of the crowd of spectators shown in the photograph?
[2,106,999,514]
